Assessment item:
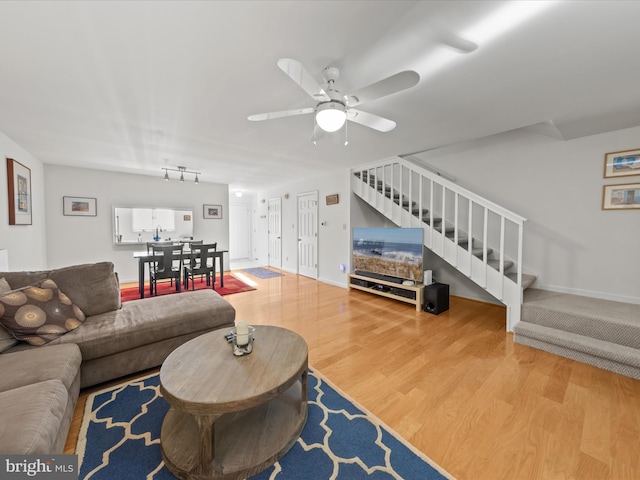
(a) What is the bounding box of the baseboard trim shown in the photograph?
[318,276,348,289]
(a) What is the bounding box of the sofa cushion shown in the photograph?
[0,380,69,454]
[0,325,16,353]
[0,279,86,346]
[48,262,120,316]
[0,270,48,290]
[46,289,235,360]
[0,343,81,394]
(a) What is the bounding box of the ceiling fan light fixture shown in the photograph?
[316,101,346,132]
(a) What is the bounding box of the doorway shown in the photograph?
[229,204,251,261]
[268,197,282,269]
[297,191,318,279]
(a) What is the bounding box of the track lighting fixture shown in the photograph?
[162,166,201,184]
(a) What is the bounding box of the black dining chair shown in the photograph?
[183,242,217,291]
[146,241,173,291]
[149,243,184,296]
[180,239,203,248]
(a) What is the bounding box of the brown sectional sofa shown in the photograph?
[0,261,236,454]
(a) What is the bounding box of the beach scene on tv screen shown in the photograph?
[353,227,423,281]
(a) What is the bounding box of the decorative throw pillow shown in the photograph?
[0,278,86,346]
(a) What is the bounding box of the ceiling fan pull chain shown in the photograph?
[313,116,317,146]
[344,117,349,146]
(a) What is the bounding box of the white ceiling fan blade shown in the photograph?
[277,58,330,102]
[347,109,396,133]
[248,107,315,122]
[345,70,419,107]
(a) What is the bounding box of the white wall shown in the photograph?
[44,165,229,283]
[255,169,351,287]
[415,125,640,304]
[0,131,47,271]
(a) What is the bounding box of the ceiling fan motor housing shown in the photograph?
[322,66,340,83]
[316,101,346,132]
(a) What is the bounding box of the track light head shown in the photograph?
[161,165,201,184]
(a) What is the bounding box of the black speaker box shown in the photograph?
[424,283,449,315]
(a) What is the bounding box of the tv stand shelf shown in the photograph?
[348,273,424,311]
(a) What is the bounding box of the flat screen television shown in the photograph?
[352,227,424,282]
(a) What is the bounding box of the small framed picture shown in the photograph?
[63,196,97,216]
[604,148,640,178]
[326,194,339,205]
[203,204,223,219]
[602,183,640,210]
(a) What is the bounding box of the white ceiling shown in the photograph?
[1,1,639,193]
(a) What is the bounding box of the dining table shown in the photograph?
[133,249,227,299]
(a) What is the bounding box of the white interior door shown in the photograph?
[268,198,282,269]
[297,191,318,279]
[229,204,251,260]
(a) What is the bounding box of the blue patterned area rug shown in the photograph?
[76,370,452,480]
[242,267,284,279]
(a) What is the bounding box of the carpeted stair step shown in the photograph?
[395,197,415,208]
[424,216,444,226]
[379,185,392,195]
[520,289,640,349]
[411,206,428,216]
[506,273,537,290]
[514,321,640,380]
[487,259,514,271]
[444,232,493,257]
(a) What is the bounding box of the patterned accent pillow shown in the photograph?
[0,277,19,352]
[0,278,86,346]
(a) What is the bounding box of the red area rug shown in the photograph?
[120,274,255,302]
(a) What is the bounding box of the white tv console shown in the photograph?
[348,273,424,311]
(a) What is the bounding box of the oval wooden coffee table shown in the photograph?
[159,325,308,480]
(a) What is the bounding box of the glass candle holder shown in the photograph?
[231,323,255,356]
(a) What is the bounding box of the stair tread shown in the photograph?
[487,259,514,270]
[514,322,640,360]
[507,273,537,289]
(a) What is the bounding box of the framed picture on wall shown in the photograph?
[602,183,640,210]
[326,194,339,205]
[604,148,640,178]
[63,196,97,216]
[6,158,32,225]
[203,204,223,219]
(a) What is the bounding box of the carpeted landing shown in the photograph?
[76,370,452,480]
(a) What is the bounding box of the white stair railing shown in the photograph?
[351,156,527,331]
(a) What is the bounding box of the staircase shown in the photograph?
[351,156,536,331]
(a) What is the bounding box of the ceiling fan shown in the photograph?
[248,58,420,137]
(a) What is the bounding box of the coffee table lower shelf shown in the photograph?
[161,381,307,480]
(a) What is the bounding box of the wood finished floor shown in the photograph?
[65,272,640,480]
